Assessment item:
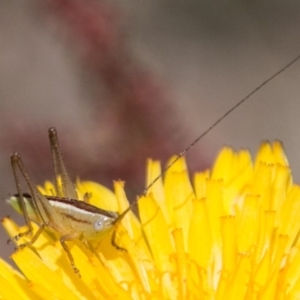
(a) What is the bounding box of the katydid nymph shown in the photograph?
[8,128,121,276]
[7,54,300,277]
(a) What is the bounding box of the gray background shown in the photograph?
[1,1,300,263]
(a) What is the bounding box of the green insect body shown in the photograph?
[8,128,121,276]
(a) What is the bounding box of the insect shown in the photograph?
[7,54,300,276]
[9,128,120,275]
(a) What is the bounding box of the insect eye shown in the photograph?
[93,219,103,231]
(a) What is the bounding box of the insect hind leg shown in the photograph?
[7,224,47,250]
[7,228,32,245]
[9,153,34,242]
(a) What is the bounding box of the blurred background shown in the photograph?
[1,0,300,262]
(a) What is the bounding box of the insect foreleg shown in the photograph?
[111,224,127,252]
[60,234,80,276]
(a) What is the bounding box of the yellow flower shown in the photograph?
[2,141,300,299]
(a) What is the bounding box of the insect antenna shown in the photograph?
[48,127,78,199]
[114,53,300,226]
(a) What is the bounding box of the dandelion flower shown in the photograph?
[2,141,300,299]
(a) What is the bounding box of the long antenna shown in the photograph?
[115,54,300,223]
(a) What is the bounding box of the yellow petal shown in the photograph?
[3,141,300,299]
[76,180,118,211]
[164,156,195,250]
